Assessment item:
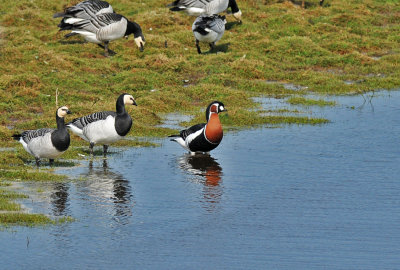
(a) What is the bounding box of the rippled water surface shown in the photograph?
[1,91,400,269]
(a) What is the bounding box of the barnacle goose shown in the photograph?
[169,101,227,155]
[12,106,72,166]
[58,13,145,56]
[192,14,226,54]
[66,94,137,156]
[168,0,242,23]
[53,0,114,21]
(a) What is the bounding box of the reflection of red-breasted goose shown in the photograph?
[168,0,242,22]
[57,12,145,56]
[192,15,226,54]
[53,0,114,21]
[169,101,227,154]
[12,106,72,166]
[66,94,137,156]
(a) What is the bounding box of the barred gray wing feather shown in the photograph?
[69,111,116,129]
[171,0,214,8]
[21,128,54,144]
[94,13,124,27]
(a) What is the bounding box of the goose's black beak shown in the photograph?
[67,110,72,114]
[140,43,144,52]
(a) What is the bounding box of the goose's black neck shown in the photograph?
[115,94,132,136]
[125,21,143,38]
[56,114,67,131]
[116,94,127,115]
[52,114,70,152]
[228,0,240,13]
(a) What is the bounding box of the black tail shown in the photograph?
[53,12,66,18]
[169,7,186,11]
[12,134,21,141]
[168,134,180,140]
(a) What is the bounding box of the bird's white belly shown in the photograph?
[194,31,219,43]
[27,133,63,159]
[83,116,122,144]
[186,7,206,16]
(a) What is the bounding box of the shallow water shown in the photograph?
[1,91,400,270]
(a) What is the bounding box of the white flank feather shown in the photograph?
[83,115,122,145]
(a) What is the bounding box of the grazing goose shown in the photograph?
[66,94,137,156]
[12,106,72,166]
[168,0,242,23]
[58,13,145,56]
[169,101,227,155]
[53,0,114,21]
[192,15,226,54]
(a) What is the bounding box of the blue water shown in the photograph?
[1,91,400,269]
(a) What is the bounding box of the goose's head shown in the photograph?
[126,21,145,52]
[134,35,145,52]
[233,10,242,23]
[57,106,72,118]
[206,101,227,121]
[123,94,137,106]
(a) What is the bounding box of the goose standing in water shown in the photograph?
[169,101,227,155]
[67,94,137,156]
[12,106,72,166]
[168,0,242,23]
[58,13,145,56]
[192,15,226,54]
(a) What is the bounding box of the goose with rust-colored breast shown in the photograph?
[12,106,72,166]
[168,0,242,23]
[192,14,226,54]
[169,101,227,155]
[66,94,137,156]
[58,12,145,56]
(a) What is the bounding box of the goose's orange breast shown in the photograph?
[205,113,223,143]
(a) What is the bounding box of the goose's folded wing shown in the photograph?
[180,123,206,140]
[21,128,54,144]
[68,111,116,129]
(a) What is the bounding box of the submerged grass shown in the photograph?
[1,0,400,225]
[287,97,337,106]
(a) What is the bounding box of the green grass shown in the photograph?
[287,97,337,106]
[1,0,400,226]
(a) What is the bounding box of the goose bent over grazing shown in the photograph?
[168,0,242,23]
[12,106,72,166]
[53,0,114,21]
[169,101,227,155]
[66,94,137,156]
[192,15,226,54]
[58,13,145,56]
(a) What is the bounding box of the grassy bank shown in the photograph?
[1,0,400,225]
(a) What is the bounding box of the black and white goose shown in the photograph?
[58,13,145,56]
[192,15,226,54]
[53,0,114,21]
[12,106,72,166]
[169,101,227,155]
[66,94,137,155]
[168,0,242,23]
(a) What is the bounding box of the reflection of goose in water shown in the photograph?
[51,182,70,216]
[78,159,134,219]
[178,153,223,209]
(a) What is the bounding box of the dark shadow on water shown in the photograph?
[178,153,223,211]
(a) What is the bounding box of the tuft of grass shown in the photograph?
[286,97,337,106]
